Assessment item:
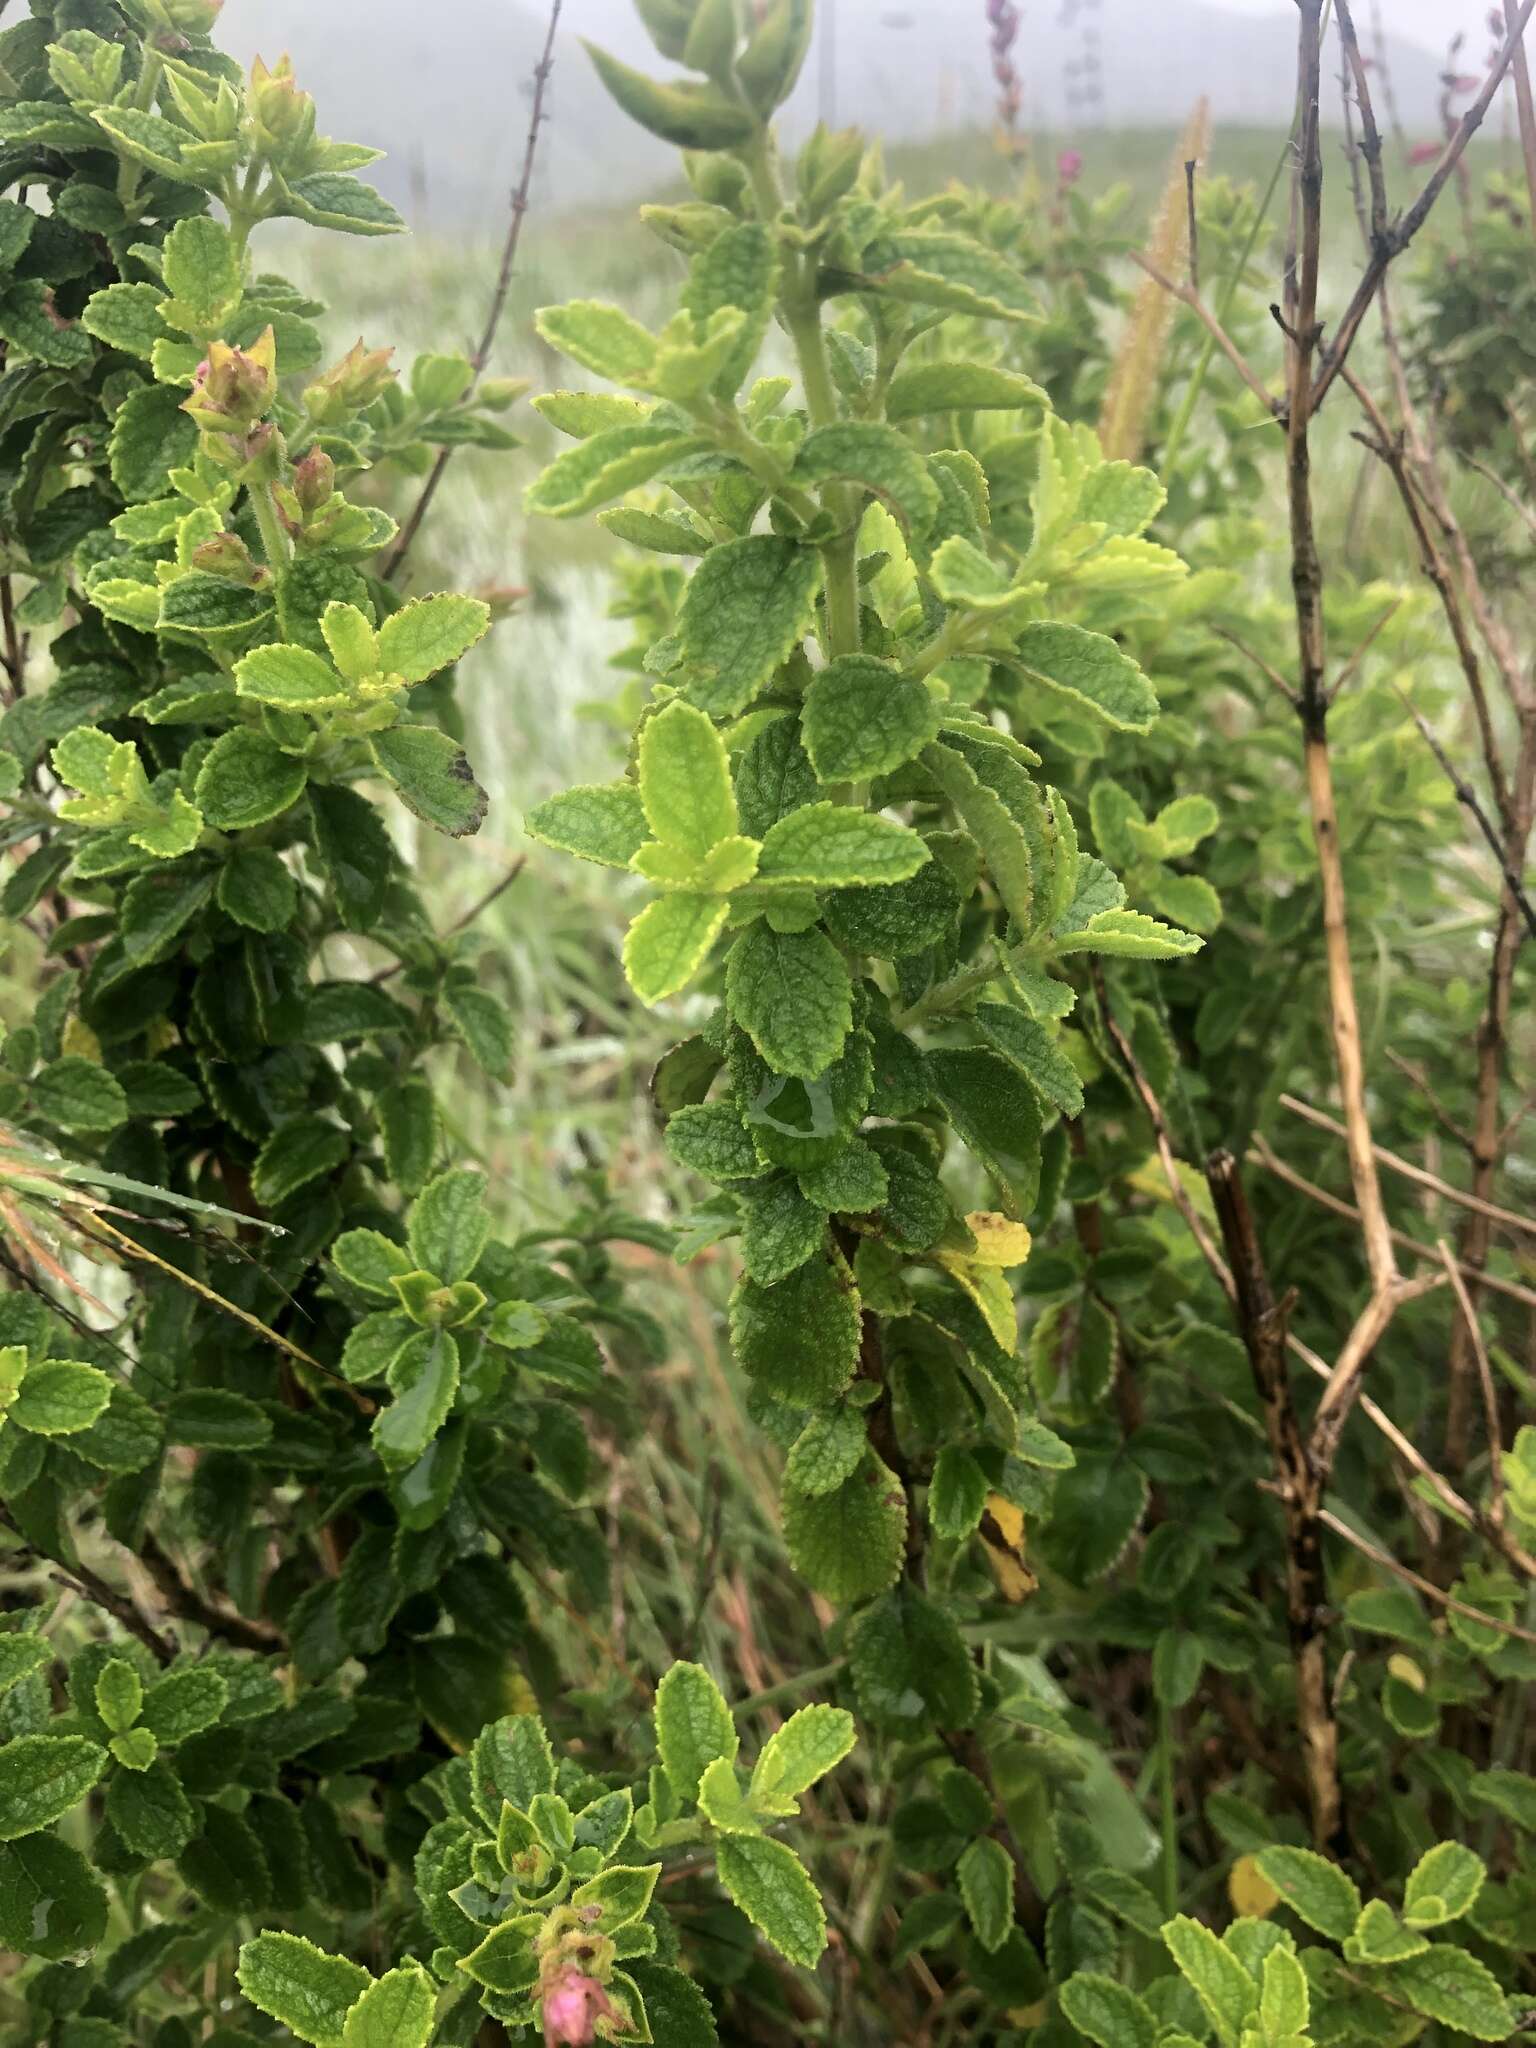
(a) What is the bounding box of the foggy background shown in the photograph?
[223,1,1510,229]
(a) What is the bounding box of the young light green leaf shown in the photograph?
[1256,1845,1361,1941]
[1161,1915,1258,2047]
[526,780,648,870]
[886,358,1047,421]
[526,422,704,517]
[1403,1841,1486,1928]
[638,699,737,857]
[1260,1945,1309,2041]
[714,1834,827,1967]
[12,1359,112,1436]
[624,892,730,1003]
[376,594,491,682]
[1383,1946,1513,2042]
[237,1932,372,2048]
[341,1961,435,2048]
[655,1661,737,1804]
[235,642,349,711]
[749,1703,855,1814]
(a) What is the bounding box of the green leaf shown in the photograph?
[1403,1841,1486,1928]
[681,220,779,395]
[1260,1945,1309,2041]
[801,656,942,782]
[885,359,1047,422]
[757,803,930,889]
[377,595,491,683]
[120,866,215,962]
[1255,1845,1361,1941]
[252,1121,349,1208]
[341,1961,435,2048]
[0,1734,105,1840]
[409,1168,489,1284]
[1053,908,1203,960]
[195,730,307,830]
[1001,623,1158,733]
[926,1048,1041,1218]
[311,785,393,929]
[727,922,852,1078]
[140,1666,229,1743]
[678,536,822,718]
[218,847,298,933]
[284,172,406,236]
[731,1253,861,1406]
[160,572,274,641]
[783,1450,906,1603]
[472,1713,556,1822]
[237,1932,372,2047]
[373,1329,459,1470]
[1079,459,1166,537]
[166,1388,271,1451]
[0,1637,50,1698]
[234,643,348,711]
[974,1002,1084,1119]
[12,1359,112,1435]
[583,41,759,149]
[570,1862,660,1933]
[626,1965,720,2048]
[94,1658,142,1735]
[526,422,702,517]
[0,1833,108,1962]
[160,215,242,337]
[31,1056,127,1133]
[714,1834,827,1967]
[1383,1945,1513,2042]
[1344,1899,1429,1964]
[871,230,1040,322]
[526,780,648,870]
[929,1444,990,1541]
[1059,1972,1159,2048]
[535,299,658,381]
[958,1836,1014,1952]
[784,1407,867,1495]
[80,281,167,360]
[1036,1450,1146,1583]
[369,727,487,837]
[666,1102,764,1183]
[740,1175,824,1284]
[848,1584,981,1733]
[110,382,198,502]
[655,1660,738,1804]
[749,1703,855,1815]
[442,983,512,1079]
[639,699,738,857]
[624,892,729,1003]
[1161,1915,1257,2048]
[922,739,1034,932]
[791,422,939,537]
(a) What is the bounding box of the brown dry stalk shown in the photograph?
[1098,100,1211,460]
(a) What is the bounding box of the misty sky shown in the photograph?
[562,0,1499,63]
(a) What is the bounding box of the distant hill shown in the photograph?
[226,0,1470,229]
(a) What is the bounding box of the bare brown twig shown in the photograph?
[384,0,562,580]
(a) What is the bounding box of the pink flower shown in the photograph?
[542,1970,617,2047]
[1058,148,1084,183]
[1409,140,1442,164]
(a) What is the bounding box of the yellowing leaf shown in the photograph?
[1229,1853,1280,1919]
[979,1493,1037,1604]
[963,1212,1033,1268]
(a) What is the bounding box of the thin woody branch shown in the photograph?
[1311,0,1536,414]
[1128,251,1280,419]
[385,0,563,580]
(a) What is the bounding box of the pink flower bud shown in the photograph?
[1058,148,1084,183]
[542,1970,617,2046]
